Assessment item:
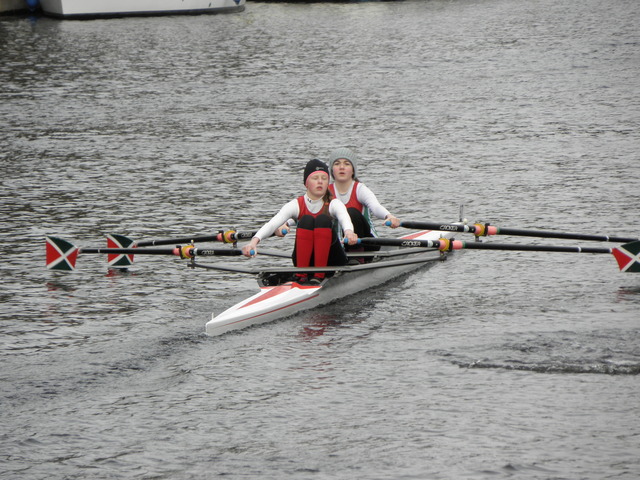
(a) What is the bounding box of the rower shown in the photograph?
[241,159,358,285]
[327,147,401,262]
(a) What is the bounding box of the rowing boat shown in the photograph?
[202,228,455,336]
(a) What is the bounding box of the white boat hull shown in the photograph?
[38,0,245,17]
[0,0,30,13]
[206,229,454,336]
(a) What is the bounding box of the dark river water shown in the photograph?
[1,1,639,478]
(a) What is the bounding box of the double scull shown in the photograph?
[201,228,455,336]
[45,217,640,337]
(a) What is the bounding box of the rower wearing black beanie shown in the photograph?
[303,158,330,185]
[242,159,358,285]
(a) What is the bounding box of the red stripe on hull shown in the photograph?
[402,230,432,240]
[219,293,320,329]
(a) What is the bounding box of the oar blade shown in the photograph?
[46,236,79,271]
[612,241,640,272]
[106,234,136,268]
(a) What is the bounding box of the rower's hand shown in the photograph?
[345,232,358,246]
[385,215,401,228]
[242,239,259,257]
[275,223,289,237]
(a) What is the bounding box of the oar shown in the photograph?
[115,228,288,247]
[46,236,247,271]
[349,237,640,272]
[391,220,638,243]
[128,229,259,247]
[107,230,256,248]
[105,228,287,267]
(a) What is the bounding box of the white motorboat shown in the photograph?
[38,0,245,18]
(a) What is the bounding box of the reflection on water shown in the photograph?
[616,285,640,302]
[298,314,343,341]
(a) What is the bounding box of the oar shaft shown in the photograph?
[81,247,177,255]
[399,221,473,234]
[191,248,244,257]
[136,235,220,247]
[80,247,245,257]
[456,242,612,254]
[399,221,638,243]
[356,237,442,249]
[490,226,637,243]
[136,231,256,247]
[355,237,613,254]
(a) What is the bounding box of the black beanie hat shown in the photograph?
[303,159,330,185]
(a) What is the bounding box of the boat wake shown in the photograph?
[442,329,640,375]
[455,358,640,375]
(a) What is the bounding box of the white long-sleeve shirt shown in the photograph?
[332,182,391,220]
[254,195,354,241]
